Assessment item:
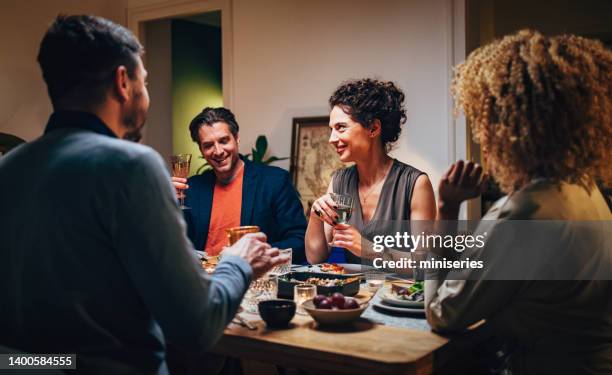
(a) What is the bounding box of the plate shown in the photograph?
[372,300,425,316]
[294,263,375,277]
[380,289,424,308]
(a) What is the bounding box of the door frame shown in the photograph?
[127,0,234,109]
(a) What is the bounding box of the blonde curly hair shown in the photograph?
[452,29,612,192]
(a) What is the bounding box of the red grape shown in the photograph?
[318,298,332,309]
[343,298,359,310]
[331,292,345,308]
[313,294,327,308]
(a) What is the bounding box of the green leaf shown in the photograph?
[263,156,289,165]
[246,135,289,165]
[255,135,268,156]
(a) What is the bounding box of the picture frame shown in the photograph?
[290,116,345,215]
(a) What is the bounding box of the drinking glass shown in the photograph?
[169,153,192,209]
[331,193,354,224]
[269,248,292,275]
[329,193,355,246]
[242,273,278,314]
[226,225,260,246]
[294,284,316,315]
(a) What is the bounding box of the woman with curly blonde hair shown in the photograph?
[427,30,612,374]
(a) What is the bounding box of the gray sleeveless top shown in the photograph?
[332,159,424,264]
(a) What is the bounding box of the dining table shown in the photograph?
[211,282,464,375]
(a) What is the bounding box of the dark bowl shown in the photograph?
[258,299,296,328]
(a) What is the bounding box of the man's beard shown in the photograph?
[123,126,142,142]
[122,96,146,142]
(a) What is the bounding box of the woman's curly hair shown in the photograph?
[329,78,407,151]
[452,29,612,192]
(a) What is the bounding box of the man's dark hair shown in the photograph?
[329,78,407,151]
[189,107,240,144]
[37,15,143,109]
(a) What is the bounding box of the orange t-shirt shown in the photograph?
[204,167,244,255]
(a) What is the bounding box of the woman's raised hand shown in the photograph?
[310,193,339,226]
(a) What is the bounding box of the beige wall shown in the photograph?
[0,0,127,141]
[143,19,173,161]
[230,0,460,188]
[126,0,463,192]
[2,0,463,193]
[493,0,612,38]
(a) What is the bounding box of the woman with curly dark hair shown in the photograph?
[305,78,436,264]
[427,30,612,374]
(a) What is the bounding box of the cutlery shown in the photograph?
[233,314,257,330]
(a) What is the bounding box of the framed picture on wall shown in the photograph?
[290,116,346,215]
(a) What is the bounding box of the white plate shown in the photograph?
[380,290,424,308]
[294,263,375,276]
[372,300,425,315]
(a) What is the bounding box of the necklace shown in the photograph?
[358,161,392,206]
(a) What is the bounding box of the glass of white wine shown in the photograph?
[169,153,192,209]
[328,193,354,246]
[331,193,354,224]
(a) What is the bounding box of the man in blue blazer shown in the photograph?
[173,107,307,263]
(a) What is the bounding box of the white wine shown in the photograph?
[336,205,353,224]
[171,161,190,178]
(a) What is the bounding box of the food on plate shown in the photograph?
[312,293,360,310]
[200,255,219,274]
[320,263,345,274]
[391,281,424,302]
[284,276,358,287]
[390,280,415,295]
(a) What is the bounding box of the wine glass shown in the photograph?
[329,193,354,246]
[331,193,354,224]
[269,248,293,275]
[170,153,192,209]
[242,273,278,314]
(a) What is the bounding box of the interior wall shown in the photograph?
[171,19,222,176]
[492,0,612,39]
[231,0,458,190]
[3,0,463,198]
[144,19,172,163]
[0,0,127,141]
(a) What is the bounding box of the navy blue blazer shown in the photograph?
[184,157,307,263]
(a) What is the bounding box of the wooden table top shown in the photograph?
[213,291,449,375]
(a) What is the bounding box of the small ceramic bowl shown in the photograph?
[302,300,368,326]
[258,299,296,328]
